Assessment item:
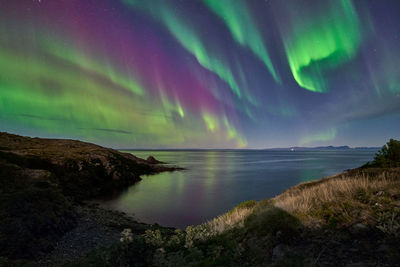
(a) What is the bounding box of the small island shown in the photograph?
[1,133,399,266]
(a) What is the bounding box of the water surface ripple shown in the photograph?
[100,150,376,228]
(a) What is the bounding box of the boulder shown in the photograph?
[146,156,164,164]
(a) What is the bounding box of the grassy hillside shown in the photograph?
[0,132,180,263]
[0,132,180,200]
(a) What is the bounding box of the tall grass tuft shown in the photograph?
[274,168,400,227]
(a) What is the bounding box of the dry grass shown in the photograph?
[202,168,400,235]
[205,205,255,234]
[274,168,400,226]
[197,168,400,237]
[274,169,399,212]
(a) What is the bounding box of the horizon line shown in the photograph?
[117,146,381,151]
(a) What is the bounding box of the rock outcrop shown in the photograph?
[0,132,180,200]
[146,155,165,164]
[0,132,182,261]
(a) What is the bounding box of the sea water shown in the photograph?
[100,150,377,228]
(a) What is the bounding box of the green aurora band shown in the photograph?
[1,0,398,148]
[282,0,362,92]
[203,0,280,83]
[123,0,247,100]
[0,44,177,144]
[0,25,247,148]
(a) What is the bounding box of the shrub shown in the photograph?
[0,161,76,259]
[244,206,300,241]
[0,185,76,259]
[372,139,400,167]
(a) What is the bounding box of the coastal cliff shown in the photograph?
[0,132,179,200]
[0,132,179,263]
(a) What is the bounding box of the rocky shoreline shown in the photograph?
[0,132,182,200]
[37,202,170,266]
[0,132,181,265]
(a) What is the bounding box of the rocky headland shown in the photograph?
[0,132,180,265]
[0,132,181,200]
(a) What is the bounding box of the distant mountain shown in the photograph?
[266,145,380,151]
[313,145,351,150]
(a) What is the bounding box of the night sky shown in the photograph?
[0,0,399,148]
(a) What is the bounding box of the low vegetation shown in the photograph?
[0,132,179,264]
[0,159,76,261]
[274,168,400,228]
[0,132,180,200]
[366,138,400,168]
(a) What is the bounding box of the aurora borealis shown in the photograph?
[0,0,399,148]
